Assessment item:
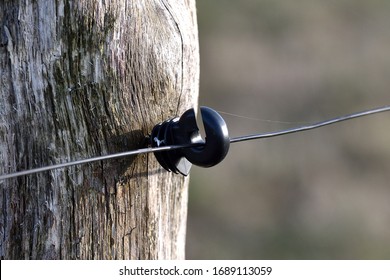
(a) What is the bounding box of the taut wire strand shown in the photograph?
[0,105,389,180]
[0,144,196,180]
[230,105,390,143]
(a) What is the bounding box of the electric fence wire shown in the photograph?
[229,105,390,143]
[0,105,389,180]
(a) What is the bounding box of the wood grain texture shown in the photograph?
[0,0,199,259]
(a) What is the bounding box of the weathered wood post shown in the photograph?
[0,0,199,259]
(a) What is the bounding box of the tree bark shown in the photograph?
[0,0,199,259]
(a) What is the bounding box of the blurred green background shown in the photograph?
[186,0,390,259]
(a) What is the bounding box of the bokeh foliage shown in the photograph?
[187,0,390,259]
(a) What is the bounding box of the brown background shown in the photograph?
[186,0,390,259]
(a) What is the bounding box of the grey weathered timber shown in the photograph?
[0,0,199,259]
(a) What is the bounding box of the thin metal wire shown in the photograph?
[1,105,389,180]
[230,105,390,143]
[0,144,196,180]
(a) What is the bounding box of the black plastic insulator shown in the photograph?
[150,106,230,175]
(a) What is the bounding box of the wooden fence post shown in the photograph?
[0,0,199,259]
